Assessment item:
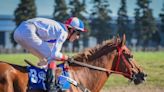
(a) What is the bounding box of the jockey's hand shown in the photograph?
[67,57,74,63]
[64,61,70,70]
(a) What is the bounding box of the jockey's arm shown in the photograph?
[50,35,68,62]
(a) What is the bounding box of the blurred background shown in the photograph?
[0,0,164,92]
[0,0,164,52]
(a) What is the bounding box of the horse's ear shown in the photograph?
[116,34,120,39]
[121,34,126,47]
[114,34,120,45]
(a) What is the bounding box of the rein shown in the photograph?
[69,45,132,78]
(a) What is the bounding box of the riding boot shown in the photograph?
[47,68,57,92]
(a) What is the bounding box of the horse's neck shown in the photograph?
[69,43,117,91]
[70,68,108,92]
[70,59,113,92]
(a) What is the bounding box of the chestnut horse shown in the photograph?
[0,35,146,92]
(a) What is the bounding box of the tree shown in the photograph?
[69,0,86,18]
[159,1,164,32]
[91,0,112,43]
[117,0,130,41]
[53,0,69,22]
[136,0,158,49]
[134,8,141,40]
[11,0,36,47]
[159,1,164,46]
[14,0,36,26]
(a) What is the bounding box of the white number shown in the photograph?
[30,69,38,83]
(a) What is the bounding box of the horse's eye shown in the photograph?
[130,55,133,58]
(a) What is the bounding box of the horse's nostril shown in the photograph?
[132,72,147,85]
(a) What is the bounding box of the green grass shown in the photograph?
[0,53,38,65]
[0,52,164,88]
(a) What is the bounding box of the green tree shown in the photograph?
[91,0,112,43]
[69,0,86,18]
[117,0,130,40]
[158,1,164,46]
[134,8,141,40]
[159,1,164,32]
[14,0,36,26]
[53,0,69,22]
[136,0,157,49]
[11,0,36,47]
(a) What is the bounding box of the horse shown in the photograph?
[0,34,147,92]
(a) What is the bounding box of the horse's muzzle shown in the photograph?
[132,72,147,85]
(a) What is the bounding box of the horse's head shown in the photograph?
[71,34,147,91]
[111,34,147,85]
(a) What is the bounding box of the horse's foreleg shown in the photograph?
[17,75,28,92]
[0,84,5,92]
[4,73,14,92]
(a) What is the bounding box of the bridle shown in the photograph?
[115,45,133,78]
[69,44,133,78]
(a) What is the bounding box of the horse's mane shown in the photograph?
[74,37,120,64]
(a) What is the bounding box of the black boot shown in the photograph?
[47,68,57,92]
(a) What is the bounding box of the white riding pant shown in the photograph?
[14,21,52,60]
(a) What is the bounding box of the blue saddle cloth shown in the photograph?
[27,63,71,91]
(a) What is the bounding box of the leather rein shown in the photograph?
[69,45,132,78]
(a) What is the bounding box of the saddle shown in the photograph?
[27,63,71,91]
[25,59,91,92]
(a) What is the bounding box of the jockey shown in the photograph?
[14,17,86,92]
